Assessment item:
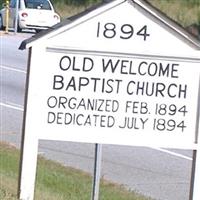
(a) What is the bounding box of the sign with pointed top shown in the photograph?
[21,0,200,149]
[18,0,200,199]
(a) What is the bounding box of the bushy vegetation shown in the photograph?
[0,0,4,9]
[175,0,200,5]
[55,0,200,6]
[149,0,200,27]
[52,0,200,6]
[50,0,200,28]
[52,0,101,6]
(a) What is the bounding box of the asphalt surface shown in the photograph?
[0,31,194,200]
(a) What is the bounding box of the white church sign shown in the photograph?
[18,0,200,199]
[31,49,200,148]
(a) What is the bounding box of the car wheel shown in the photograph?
[0,15,5,30]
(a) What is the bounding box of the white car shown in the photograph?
[0,0,60,32]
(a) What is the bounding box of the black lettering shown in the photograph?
[120,60,129,74]
[159,63,170,77]
[167,84,177,98]
[132,102,139,114]
[148,62,157,76]
[64,113,72,125]
[47,112,56,123]
[53,75,64,90]
[68,97,77,109]
[76,114,84,125]
[84,115,92,126]
[102,59,120,73]
[140,102,148,114]
[59,56,72,71]
[66,76,76,91]
[83,57,94,72]
[107,116,115,127]
[100,115,106,127]
[171,63,179,78]
[179,84,187,99]
[105,100,111,112]
[138,61,147,76]
[97,99,104,111]
[57,112,63,124]
[105,79,114,93]
[77,99,86,110]
[91,77,101,92]
[47,96,57,108]
[136,81,145,95]
[112,100,119,112]
[145,82,154,96]
[79,77,89,91]
[58,96,68,108]
[156,83,165,97]
[127,81,135,95]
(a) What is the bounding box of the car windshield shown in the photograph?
[24,0,52,10]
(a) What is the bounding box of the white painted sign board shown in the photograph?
[18,0,200,200]
[26,49,200,148]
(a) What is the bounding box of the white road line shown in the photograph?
[0,102,24,111]
[151,147,192,161]
[0,65,26,74]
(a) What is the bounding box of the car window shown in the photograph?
[10,0,21,8]
[10,0,16,8]
[24,0,52,10]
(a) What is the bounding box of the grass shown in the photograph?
[54,3,87,19]
[0,142,152,200]
[52,0,200,28]
[146,0,200,27]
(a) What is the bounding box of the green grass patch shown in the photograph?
[0,142,152,200]
[53,0,200,28]
[147,0,200,27]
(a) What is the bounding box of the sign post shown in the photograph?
[191,148,200,199]
[5,0,9,34]
[91,144,102,200]
[189,79,200,200]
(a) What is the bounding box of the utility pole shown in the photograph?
[5,0,9,33]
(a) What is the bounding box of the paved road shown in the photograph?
[0,31,194,200]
